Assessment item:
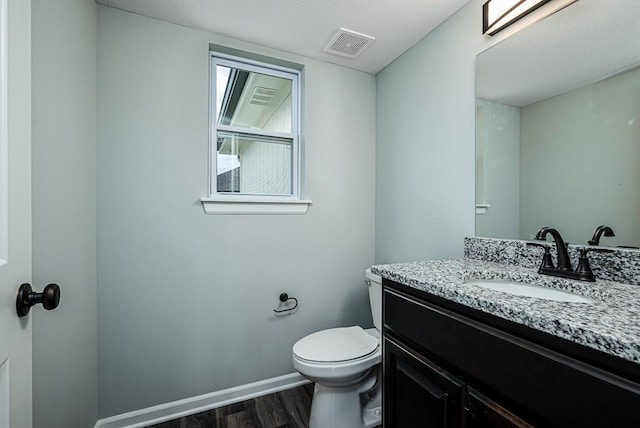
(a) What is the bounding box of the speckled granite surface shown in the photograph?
[372,258,640,364]
[465,237,640,285]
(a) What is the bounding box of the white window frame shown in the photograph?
[201,51,310,214]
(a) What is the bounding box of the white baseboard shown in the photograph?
[94,373,310,428]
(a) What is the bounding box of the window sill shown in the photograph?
[200,197,312,215]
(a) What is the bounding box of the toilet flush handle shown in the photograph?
[364,279,372,288]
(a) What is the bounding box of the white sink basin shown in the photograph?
[467,279,595,303]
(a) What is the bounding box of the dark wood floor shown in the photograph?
[148,383,314,428]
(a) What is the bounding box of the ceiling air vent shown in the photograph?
[324,28,375,59]
[249,86,278,106]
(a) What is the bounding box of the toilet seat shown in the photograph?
[292,326,381,387]
[293,326,379,363]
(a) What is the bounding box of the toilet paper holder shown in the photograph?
[274,293,298,314]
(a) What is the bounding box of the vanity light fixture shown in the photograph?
[483,0,578,36]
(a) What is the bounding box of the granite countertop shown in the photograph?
[372,258,640,364]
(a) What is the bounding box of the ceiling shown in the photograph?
[95,0,471,74]
[476,0,640,107]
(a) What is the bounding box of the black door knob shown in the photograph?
[16,283,61,317]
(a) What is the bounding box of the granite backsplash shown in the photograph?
[464,237,640,286]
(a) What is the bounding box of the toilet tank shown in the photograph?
[365,269,382,331]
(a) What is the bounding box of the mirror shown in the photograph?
[475,0,640,248]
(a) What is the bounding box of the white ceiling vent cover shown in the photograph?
[324,28,375,59]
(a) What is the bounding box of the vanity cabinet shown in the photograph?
[384,335,464,427]
[383,281,640,427]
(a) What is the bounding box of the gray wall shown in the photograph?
[375,0,528,263]
[520,67,640,246]
[97,6,376,417]
[31,0,98,427]
[475,99,520,239]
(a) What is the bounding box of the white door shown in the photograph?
[0,0,32,427]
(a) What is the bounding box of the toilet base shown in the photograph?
[361,376,382,428]
[309,368,381,428]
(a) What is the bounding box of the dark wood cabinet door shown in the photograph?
[466,388,535,428]
[384,336,465,428]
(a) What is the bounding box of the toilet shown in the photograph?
[292,269,382,428]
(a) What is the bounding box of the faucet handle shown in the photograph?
[580,247,614,255]
[526,242,555,270]
[575,248,614,282]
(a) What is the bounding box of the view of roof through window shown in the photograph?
[215,65,292,132]
[213,59,296,195]
[215,65,231,122]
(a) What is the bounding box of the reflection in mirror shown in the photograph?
[475,0,640,248]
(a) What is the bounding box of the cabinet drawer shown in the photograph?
[384,288,640,427]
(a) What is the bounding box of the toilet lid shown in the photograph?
[293,326,379,363]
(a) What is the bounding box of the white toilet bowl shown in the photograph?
[293,326,381,386]
[292,269,382,428]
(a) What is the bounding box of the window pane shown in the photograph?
[216,65,293,133]
[216,131,292,195]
